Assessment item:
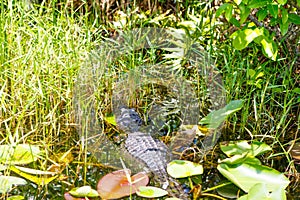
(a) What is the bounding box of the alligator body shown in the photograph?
[116,107,189,199]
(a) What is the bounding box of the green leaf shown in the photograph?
[267,4,278,18]
[239,183,287,200]
[69,186,99,198]
[277,0,287,4]
[239,3,250,24]
[0,144,42,165]
[220,140,272,157]
[0,176,27,194]
[217,162,290,193]
[225,4,233,22]
[248,0,271,8]
[199,100,243,129]
[167,160,203,178]
[7,195,25,200]
[260,38,278,60]
[256,9,268,21]
[280,21,289,35]
[136,186,168,198]
[229,17,240,27]
[232,28,263,50]
[216,3,230,18]
[288,13,300,25]
[281,7,288,23]
[269,17,278,26]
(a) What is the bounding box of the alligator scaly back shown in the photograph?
[117,107,189,199]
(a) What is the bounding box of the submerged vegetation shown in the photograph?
[0,0,299,199]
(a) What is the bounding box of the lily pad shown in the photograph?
[220,140,272,157]
[69,186,99,198]
[238,183,286,200]
[217,162,290,193]
[97,169,149,199]
[136,186,168,198]
[0,176,27,194]
[0,144,41,165]
[167,160,203,178]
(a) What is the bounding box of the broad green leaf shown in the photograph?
[267,4,278,18]
[220,140,272,157]
[277,0,287,4]
[9,165,57,186]
[217,162,290,193]
[167,160,203,178]
[0,176,27,194]
[225,4,233,22]
[7,195,25,200]
[251,141,272,156]
[257,9,268,21]
[70,186,99,198]
[260,38,278,60]
[232,28,263,50]
[217,182,240,199]
[269,17,278,26]
[220,153,262,165]
[248,0,271,8]
[216,3,230,18]
[136,186,168,198]
[238,183,287,200]
[0,144,41,165]
[288,13,300,25]
[239,3,250,24]
[199,100,243,129]
[281,7,288,23]
[229,18,240,27]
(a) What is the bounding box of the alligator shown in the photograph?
[116,107,190,199]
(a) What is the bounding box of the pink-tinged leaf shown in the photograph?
[97,169,149,199]
[64,192,86,200]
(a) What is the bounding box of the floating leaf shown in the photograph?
[0,176,27,194]
[167,160,203,178]
[217,162,290,193]
[0,144,41,165]
[7,195,24,200]
[217,182,240,199]
[97,169,149,199]
[136,186,168,198]
[69,186,99,198]
[238,183,287,200]
[220,140,271,157]
[64,192,88,200]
